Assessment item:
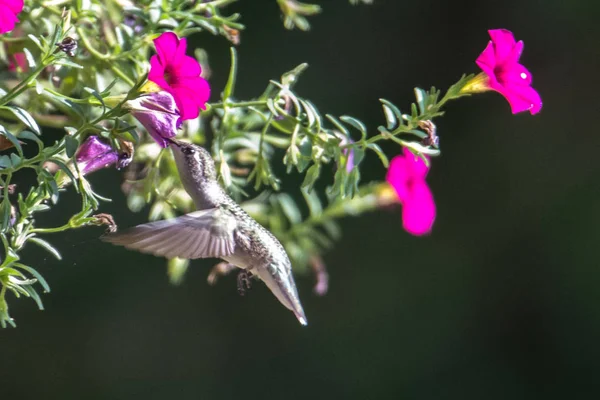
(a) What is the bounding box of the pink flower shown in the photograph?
[0,0,23,34]
[148,32,210,123]
[386,148,436,236]
[475,29,542,115]
[7,52,27,72]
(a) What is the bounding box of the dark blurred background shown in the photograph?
[4,0,600,398]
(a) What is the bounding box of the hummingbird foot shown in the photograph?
[237,270,253,296]
[207,262,237,286]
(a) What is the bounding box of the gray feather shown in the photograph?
[102,208,236,259]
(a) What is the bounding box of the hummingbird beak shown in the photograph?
[166,137,180,147]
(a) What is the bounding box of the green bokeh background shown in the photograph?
[3,1,600,398]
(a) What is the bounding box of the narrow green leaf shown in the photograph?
[414,87,426,114]
[27,34,43,51]
[325,115,349,136]
[54,59,84,69]
[301,163,321,192]
[223,47,238,100]
[28,237,62,260]
[2,106,40,135]
[367,143,389,167]
[0,199,11,232]
[22,48,36,68]
[278,193,302,224]
[302,189,323,217]
[14,264,50,293]
[340,116,367,140]
[380,99,403,128]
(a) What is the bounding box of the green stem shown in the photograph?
[109,64,136,86]
[209,100,268,109]
[30,225,71,234]
[0,62,49,106]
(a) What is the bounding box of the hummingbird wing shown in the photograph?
[102,208,237,259]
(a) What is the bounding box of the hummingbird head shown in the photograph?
[168,138,217,183]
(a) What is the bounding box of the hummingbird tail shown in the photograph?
[254,264,308,326]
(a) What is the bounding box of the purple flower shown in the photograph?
[75,136,124,174]
[124,91,180,148]
[335,132,355,173]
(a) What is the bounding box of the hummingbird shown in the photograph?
[102,138,307,325]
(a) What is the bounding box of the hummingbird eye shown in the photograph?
[182,146,196,156]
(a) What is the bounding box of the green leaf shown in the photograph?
[325,115,349,136]
[65,135,79,158]
[54,59,84,69]
[22,48,36,69]
[302,189,323,217]
[380,99,402,129]
[9,153,21,167]
[414,87,427,114]
[367,143,389,167]
[301,163,321,192]
[27,34,43,51]
[340,115,367,140]
[0,199,11,232]
[47,158,78,189]
[167,257,190,286]
[14,264,50,293]
[28,237,62,260]
[0,155,11,169]
[18,130,43,150]
[278,193,301,224]
[83,87,106,112]
[1,106,40,135]
[0,126,23,156]
[222,47,238,101]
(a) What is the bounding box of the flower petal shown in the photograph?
[148,55,166,85]
[503,40,524,67]
[82,152,119,175]
[402,181,436,236]
[3,0,23,13]
[125,92,180,147]
[403,147,429,179]
[475,41,498,73]
[171,37,188,68]
[503,84,543,115]
[153,32,179,66]
[0,4,19,34]
[76,136,113,163]
[172,54,202,78]
[386,155,410,201]
[489,29,516,63]
[497,62,533,87]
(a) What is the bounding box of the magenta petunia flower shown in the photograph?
[0,0,23,34]
[7,52,27,72]
[148,32,210,123]
[386,147,436,236]
[124,91,180,148]
[474,29,542,115]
